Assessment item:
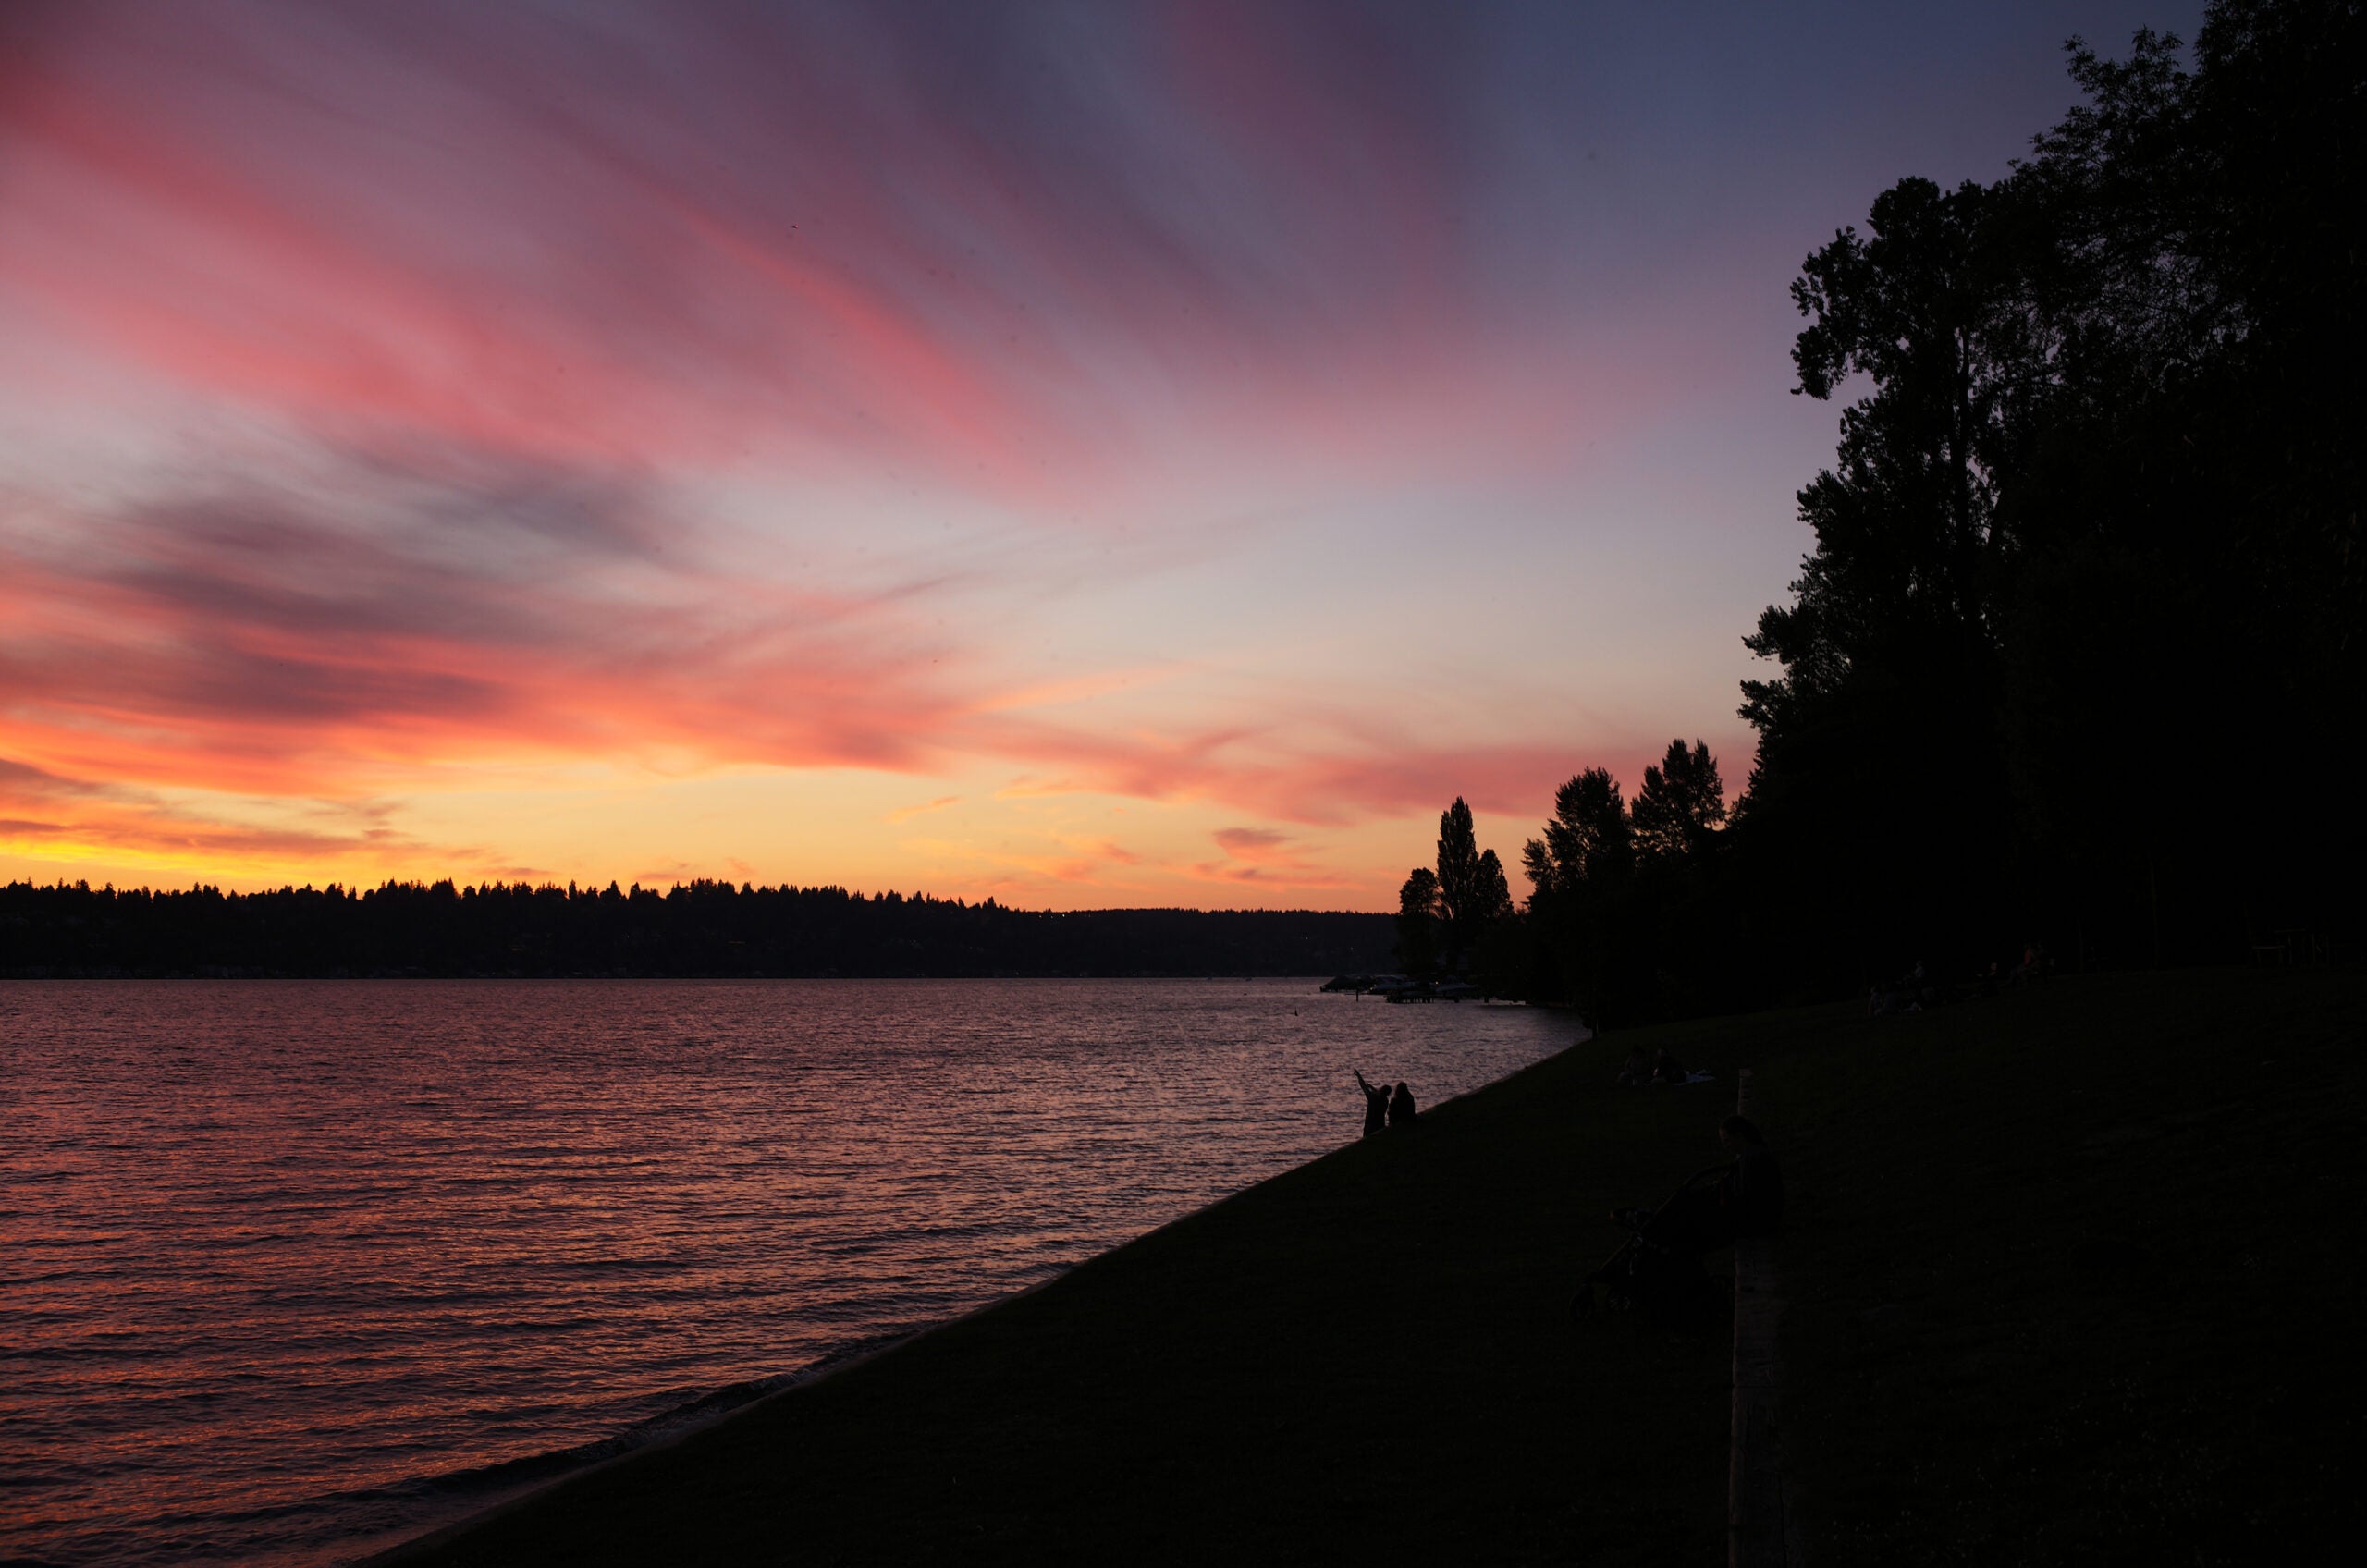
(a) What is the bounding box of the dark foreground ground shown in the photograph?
[386,968,2362,1566]
[1755,966,2364,1564]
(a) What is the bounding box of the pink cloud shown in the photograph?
[958,713,1619,827]
[0,2,1623,506]
[1212,826,1291,858]
[0,435,1716,872]
[0,755,528,878]
[1184,822,1360,892]
[0,3,1750,899]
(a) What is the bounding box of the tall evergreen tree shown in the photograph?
[1433,797,1486,971]
[1422,797,1520,978]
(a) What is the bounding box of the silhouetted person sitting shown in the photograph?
[1616,1045,1650,1086]
[1354,1070,1391,1137]
[1650,1047,1688,1084]
[1612,1116,1783,1253]
[1388,1080,1417,1129]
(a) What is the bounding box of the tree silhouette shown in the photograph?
[1418,2,2363,1014]
[1736,150,2042,977]
[1464,847,1522,997]
[1473,848,1513,925]
[1394,865,1441,978]
[1631,740,1726,863]
[1433,797,1488,971]
[1521,768,1632,898]
[1731,0,2365,986]
[1517,769,1636,1023]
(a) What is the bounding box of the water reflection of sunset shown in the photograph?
[0,979,1568,1565]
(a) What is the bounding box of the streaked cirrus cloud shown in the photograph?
[0,0,2162,903]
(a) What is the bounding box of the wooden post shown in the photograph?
[1730,1068,1791,1568]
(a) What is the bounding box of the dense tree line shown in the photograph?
[0,879,1393,979]
[1413,0,2363,1024]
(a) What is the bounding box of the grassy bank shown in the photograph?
[390,968,2361,1565]
[1754,966,2365,1563]
[387,1011,1737,1566]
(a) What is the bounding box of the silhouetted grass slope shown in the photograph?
[387,1019,1738,1566]
[389,967,2360,1565]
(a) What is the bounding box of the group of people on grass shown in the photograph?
[1870,940,2054,1015]
[1614,1043,1699,1087]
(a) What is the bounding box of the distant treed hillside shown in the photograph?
[0,880,1396,979]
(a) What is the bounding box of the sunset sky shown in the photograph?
[0,0,2190,909]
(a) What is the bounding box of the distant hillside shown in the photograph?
[0,879,1396,979]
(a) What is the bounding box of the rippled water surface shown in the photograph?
[1,979,1572,1566]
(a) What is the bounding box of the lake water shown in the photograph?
[0,979,1574,1567]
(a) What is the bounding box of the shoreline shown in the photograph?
[361,1064,1524,1565]
[6,981,1567,1568]
[358,1324,950,1565]
[361,1035,1581,1564]
[366,968,2362,1564]
[366,1017,1741,1566]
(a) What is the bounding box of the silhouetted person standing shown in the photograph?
[1388,1080,1417,1130]
[1354,1070,1391,1137]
